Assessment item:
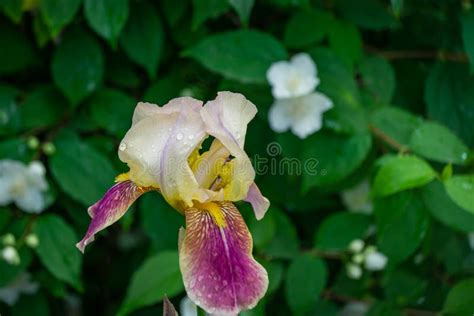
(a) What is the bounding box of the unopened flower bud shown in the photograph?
[42,142,56,155]
[346,263,362,279]
[27,136,40,149]
[365,251,388,271]
[352,253,365,264]
[1,246,20,265]
[348,239,365,253]
[2,233,16,246]
[25,234,39,248]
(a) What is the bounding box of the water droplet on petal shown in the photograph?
[188,134,195,140]
[235,132,241,139]
[198,276,204,282]
[119,143,127,151]
[176,133,184,140]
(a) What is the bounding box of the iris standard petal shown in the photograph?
[76,180,149,252]
[201,92,257,201]
[119,97,209,209]
[179,202,268,315]
[244,183,270,220]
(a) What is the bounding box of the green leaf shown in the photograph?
[185,30,287,83]
[0,85,20,136]
[328,20,363,69]
[1,0,22,23]
[19,85,68,130]
[284,9,333,48]
[315,213,371,251]
[372,155,436,197]
[409,122,470,165]
[0,138,33,162]
[118,251,184,316]
[308,48,365,133]
[89,88,136,137]
[285,254,327,315]
[425,63,474,147]
[422,181,474,233]
[192,0,229,30]
[374,191,429,263]
[358,56,395,104]
[52,28,104,106]
[382,269,427,305]
[0,19,36,75]
[139,194,183,252]
[229,0,254,26]
[443,278,474,316]
[11,293,50,316]
[261,207,299,259]
[143,75,185,105]
[444,175,474,214]
[246,205,277,249]
[302,132,372,191]
[461,10,474,71]
[336,0,397,30]
[120,1,164,79]
[49,131,116,205]
[260,259,284,295]
[34,214,82,289]
[370,106,423,146]
[84,0,129,47]
[39,0,82,37]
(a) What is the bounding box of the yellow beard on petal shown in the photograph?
[196,202,227,228]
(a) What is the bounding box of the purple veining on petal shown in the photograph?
[244,183,270,220]
[76,180,148,253]
[179,202,268,315]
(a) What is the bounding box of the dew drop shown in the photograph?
[188,134,195,140]
[119,143,127,151]
[223,280,228,286]
[207,294,213,298]
[235,132,241,139]
[198,276,204,282]
[176,133,184,140]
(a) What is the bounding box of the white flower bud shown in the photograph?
[28,161,46,176]
[25,234,39,248]
[2,233,16,246]
[1,246,20,265]
[365,251,388,271]
[346,263,362,279]
[348,239,365,253]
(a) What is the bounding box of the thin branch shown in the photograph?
[365,45,469,63]
[369,124,409,153]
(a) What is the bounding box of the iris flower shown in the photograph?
[76,92,270,315]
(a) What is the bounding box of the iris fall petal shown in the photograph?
[76,180,149,252]
[179,202,268,315]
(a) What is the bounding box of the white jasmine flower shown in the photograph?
[341,179,373,214]
[0,273,38,305]
[180,296,198,316]
[348,239,365,253]
[268,92,332,139]
[364,250,388,271]
[0,160,48,213]
[1,246,20,265]
[338,302,370,316]
[346,263,362,279]
[267,53,319,99]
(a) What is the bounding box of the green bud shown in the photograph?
[27,136,40,149]
[42,142,56,155]
[25,234,39,248]
[2,233,16,246]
